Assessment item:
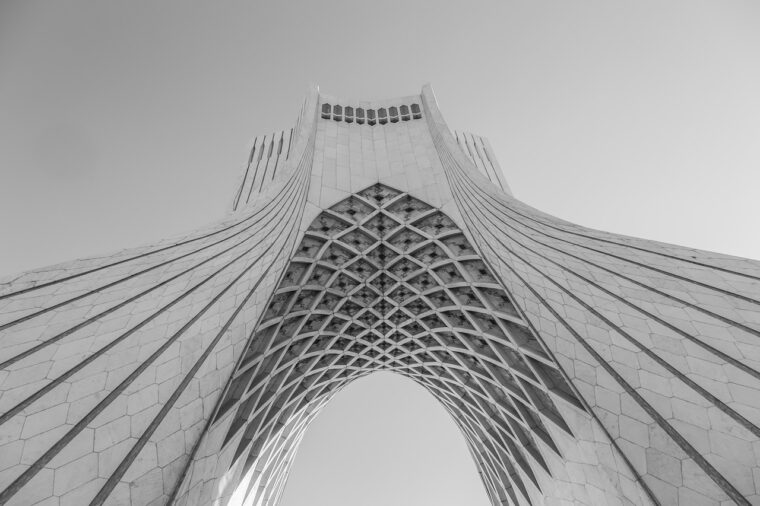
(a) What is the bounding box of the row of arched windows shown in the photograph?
[320,103,422,125]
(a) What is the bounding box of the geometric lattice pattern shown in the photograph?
[213,184,585,506]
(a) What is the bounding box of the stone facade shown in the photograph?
[1,85,759,506]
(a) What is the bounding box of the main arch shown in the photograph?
[213,183,586,506]
[0,86,759,506]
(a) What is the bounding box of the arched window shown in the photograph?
[323,102,421,125]
[400,105,410,121]
[389,106,399,123]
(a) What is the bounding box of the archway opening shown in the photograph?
[274,372,491,506]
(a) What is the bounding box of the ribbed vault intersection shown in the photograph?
[214,184,585,506]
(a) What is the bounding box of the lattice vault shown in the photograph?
[1,85,760,506]
[215,184,582,506]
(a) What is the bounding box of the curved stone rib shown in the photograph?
[425,87,760,505]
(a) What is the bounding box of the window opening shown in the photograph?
[389,106,399,123]
[321,103,422,126]
[400,105,410,121]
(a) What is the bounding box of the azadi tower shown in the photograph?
[1,85,759,506]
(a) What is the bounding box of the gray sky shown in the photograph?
[1,1,759,504]
[278,372,491,506]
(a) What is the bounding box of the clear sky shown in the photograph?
[1,1,759,505]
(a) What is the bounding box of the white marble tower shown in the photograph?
[1,86,759,506]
